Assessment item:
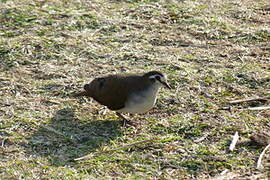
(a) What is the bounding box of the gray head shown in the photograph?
[143,71,171,89]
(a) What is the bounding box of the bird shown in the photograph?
[76,71,171,126]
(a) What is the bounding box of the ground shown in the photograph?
[0,0,269,179]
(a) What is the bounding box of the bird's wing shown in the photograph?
[90,75,131,110]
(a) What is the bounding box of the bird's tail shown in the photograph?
[72,91,88,97]
[72,83,92,97]
[83,83,91,92]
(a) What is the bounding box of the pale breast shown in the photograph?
[117,86,159,114]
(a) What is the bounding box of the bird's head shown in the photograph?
[144,71,171,89]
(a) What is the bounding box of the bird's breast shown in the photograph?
[117,86,159,114]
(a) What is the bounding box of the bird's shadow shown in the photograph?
[23,108,123,166]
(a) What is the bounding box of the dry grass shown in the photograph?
[0,0,269,179]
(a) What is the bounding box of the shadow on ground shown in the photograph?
[23,108,123,166]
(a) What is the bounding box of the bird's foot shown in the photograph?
[116,112,137,127]
[122,119,137,127]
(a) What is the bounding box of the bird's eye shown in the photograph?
[150,78,155,82]
[155,76,161,81]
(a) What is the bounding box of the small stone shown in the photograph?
[250,132,270,146]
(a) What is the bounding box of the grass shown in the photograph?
[0,0,269,179]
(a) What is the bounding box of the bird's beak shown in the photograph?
[162,81,171,89]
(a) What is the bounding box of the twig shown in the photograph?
[246,106,270,111]
[194,133,209,143]
[229,96,269,104]
[91,27,104,37]
[229,132,239,151]
[256,143,270,169]
[209,170,240,180]
[1,138,7,147]
[220,169,229,175]
[218,106,231,111]
[219,106,270,111]
[74,138,158,161]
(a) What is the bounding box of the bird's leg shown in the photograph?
[116,112,135,126]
